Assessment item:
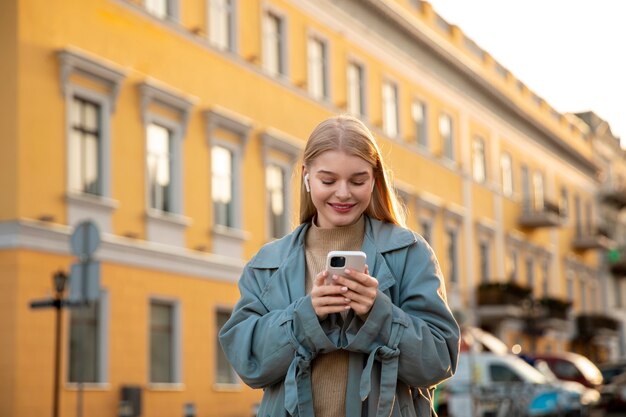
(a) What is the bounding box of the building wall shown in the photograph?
[2,0,624,416]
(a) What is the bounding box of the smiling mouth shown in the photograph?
[329,203,356,212]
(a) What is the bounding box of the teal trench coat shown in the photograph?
[219,216,460,417]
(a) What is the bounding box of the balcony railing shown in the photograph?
[571,226,615,251]
[477,281,532,306]
[600,183,626,209]
[538,296,571,321]
[518,198,563,228]
[577,313,620,339]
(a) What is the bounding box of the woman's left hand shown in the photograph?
[330,265,378,317]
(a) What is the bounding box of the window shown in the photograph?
[472,136,487,183]
[382,80,399,138]
[347,61,365,117]
[490,364,522,383]
[521,164,530,209]
[58,49,125,233]
[479,241,490,282]
[68,298,107,383]
[541,259,549,297]
[261,129,302,241]
[574,195,582,237]
[263,10,286,77]
[266,164,288,239]
[206,108,253,258]
[584,200,593,236]
[506,249,518,281]
[532,171,544,210]
[307,35,328,100]
[446,229,459,284]
[439,113,454,160]
[150,300,179,384]
[566,269,575,302]
[560,186,569,220]
[501,153,513,197]
[212,145,234,228]
[216,310,238,385]
[145,0,178,20]
[70,98,102,196]
[526,256,534,289]
[209,0,236,51]
[140,82,193,246]
[420,219,432,245]
[412,100,427,148]
[147,124,173,212]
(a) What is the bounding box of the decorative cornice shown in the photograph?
[0,220,244,282]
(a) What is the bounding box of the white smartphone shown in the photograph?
[325,250,367,284]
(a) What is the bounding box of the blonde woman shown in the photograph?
[219,115,459,417]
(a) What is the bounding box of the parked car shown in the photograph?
[598,361,626,413]
[530,352,604,389]
[438,352,589,417]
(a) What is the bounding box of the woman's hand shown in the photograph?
[330,265,378,318]
[310,270,351,320]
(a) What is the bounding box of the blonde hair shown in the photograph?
[299,115,406,227]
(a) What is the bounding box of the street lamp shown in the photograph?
[52,271,68,417]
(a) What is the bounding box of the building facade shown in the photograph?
[1,0,625,416]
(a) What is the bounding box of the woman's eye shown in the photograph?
[321,180,335,185]
[352,182,366,186]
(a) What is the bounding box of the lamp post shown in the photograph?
[52,271,68,417]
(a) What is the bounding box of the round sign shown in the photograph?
[70,221,101,258]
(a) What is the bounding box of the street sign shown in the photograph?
[69,261,101,303]
[70,221,100,259]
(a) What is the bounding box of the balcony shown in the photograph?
[576,313,620,340]
[608,247,626,277]
[600,183,626,209]
[538,296,572,320]
[571,227,615,251]
[518,199,563,228]
[476,281,532,324]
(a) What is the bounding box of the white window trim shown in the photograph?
[65,291,110,387]
[207,0,239,52]
[144,0,180,22]
[346,55,368,121]
[261,128,303,241]
[262,3,289,79]
[148,297,182,387]
[439,112,454,162]
[411,98,428,150]
[205,107,253,258]
[139,81,195,247]
[214,307,241,388]
[306,29,331,101]
[381,78,400,139]
[57,48,125,233]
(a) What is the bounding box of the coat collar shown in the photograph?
[250,216,416,304]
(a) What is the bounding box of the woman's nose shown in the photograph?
[335,181,351,198]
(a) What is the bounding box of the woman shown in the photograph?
[219,115,459,417]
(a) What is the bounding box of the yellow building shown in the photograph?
[1,0,625,416]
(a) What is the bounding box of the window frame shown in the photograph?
[439,112,454,161]
[148,298,182,386]
[500,152,514,197]
[139,81,193,247]
[144,0,180,21]
[208,0,238,52]
[306,31,330,101]
[411,99,428,149]
[382,78,399,138]
[262,5,288,78]
[58,49,125,233]
[346,57,367,120]
[472,135,487,183]
[67,292,109,386]
[214,309,240,387]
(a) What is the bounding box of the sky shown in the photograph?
[426,0,626,148]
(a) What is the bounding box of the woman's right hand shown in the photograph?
[310,270,351,320]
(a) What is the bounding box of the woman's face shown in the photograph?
[305,150,375,228]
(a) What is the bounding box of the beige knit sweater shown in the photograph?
[305,215,365,417]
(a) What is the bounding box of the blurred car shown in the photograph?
[599,360,626,384]
[599,368,626,413]
[438,352,589,417]
[530,352,603,389]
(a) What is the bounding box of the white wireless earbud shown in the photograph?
[304,173,311,192]
[371,178,376,192]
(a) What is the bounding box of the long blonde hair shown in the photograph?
[299,115,406,227]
